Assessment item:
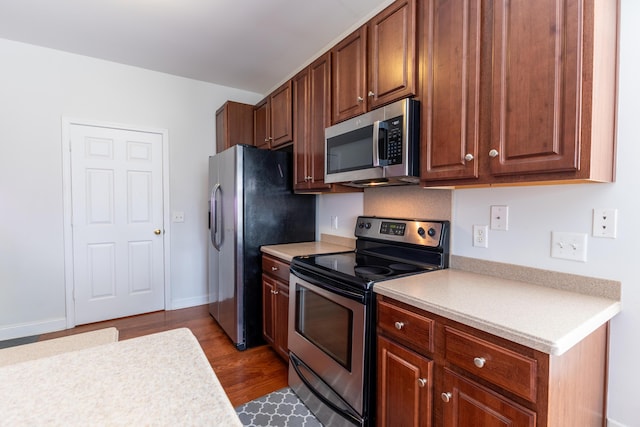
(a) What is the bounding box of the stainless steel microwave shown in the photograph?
[324,98,419,188]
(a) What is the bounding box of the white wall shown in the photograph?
[318,1,639,424]
[0,38,262,339]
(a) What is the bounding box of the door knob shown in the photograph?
[154,229,162,235]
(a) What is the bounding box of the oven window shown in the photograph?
[295,285,353,370]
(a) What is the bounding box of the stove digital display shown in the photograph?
[380,221,406,236]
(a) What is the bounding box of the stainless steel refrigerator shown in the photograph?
[208,144,316,350]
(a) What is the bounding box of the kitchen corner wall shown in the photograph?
[0,38,262,339]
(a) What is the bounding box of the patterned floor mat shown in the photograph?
[235,387,322,427]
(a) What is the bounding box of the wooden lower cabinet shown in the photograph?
[441,368,535,427]
[262,254,290,361]
[377,335,433,427]
[376,295,609,427]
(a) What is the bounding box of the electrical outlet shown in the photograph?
[592,208,617,238]
[473,225,489,248]
[490,205,509,230]
[551,232,587,262]
[172,211,185,222]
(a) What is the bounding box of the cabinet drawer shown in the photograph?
[444,327,537,402]
[377,299,434,354]
[262,255,290,282]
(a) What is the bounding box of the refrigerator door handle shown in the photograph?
[211,183,222,251]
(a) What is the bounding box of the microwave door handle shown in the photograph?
[372,120,389,167]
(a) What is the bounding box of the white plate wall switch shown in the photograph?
[550,232,587,262]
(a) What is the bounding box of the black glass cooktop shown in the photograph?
[292,250,440,289]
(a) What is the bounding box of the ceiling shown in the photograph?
[0,0,393,95]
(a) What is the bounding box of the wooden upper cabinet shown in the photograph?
[331,27,368,124]
[269,80,293,148]
[293,53,332,192]
[215,101,254,153]
[421,0,482,181]
[488,0,618,182]
[420,0,619,186]
[368,0,417,109]
[253,98,269,149]
[331,0,417,124]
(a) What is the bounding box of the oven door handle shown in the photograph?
[289,352,363,426]
[290,266,366,304]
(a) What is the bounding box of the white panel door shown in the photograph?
[69,124,165,324]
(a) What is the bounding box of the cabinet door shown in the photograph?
[421,0,482,181]
[270,81,293,148]
[307,53,332,190]
[441,369,536,427]
[274,281,289,360]
[332,26,368,123]
[368,0,417,109]
[261,274,276,346]
[216,101,254,153]
[215,105,227,153]
[254,99,270,149]
[293,66,311,189]
[378,335,433,427]
[489,0,581,176]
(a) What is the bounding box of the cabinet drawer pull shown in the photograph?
[271,266,279,271]
[417,378,427,388]
[441,392,452,403]
[473,357,486,368]
[394,321,405,330]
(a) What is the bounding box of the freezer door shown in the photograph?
[208,155,221,320]
[217,146,241,346]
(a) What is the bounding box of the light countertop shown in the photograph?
[261,234,355,262]
[374,267,621,356]
[0,328,242,426]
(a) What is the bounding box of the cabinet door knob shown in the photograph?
[272,289,279,295]
[271,266,278,271]
[368,91,375,97]
[441,392,452,403]
[464,153,474,161]
[394,321,405,330]
[473,357,486,368]
[417,378,427,388]
[489,149,499,158]
[357,96,364,102]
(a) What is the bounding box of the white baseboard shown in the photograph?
[0,317,67,341]
[608,418,628,427]
[170,295,209,311]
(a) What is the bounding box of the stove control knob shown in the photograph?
[364,222,371,229]
[428,227,436,237]
[417,227,426,237]
[358,222,364,229]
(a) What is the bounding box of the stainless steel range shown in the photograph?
[288,216,450,426]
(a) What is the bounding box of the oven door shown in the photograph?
[288,269,367,422]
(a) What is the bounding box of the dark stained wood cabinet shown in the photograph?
[253,98,269,149]
[377,295,609,427]
[269,80,293,148]
[262,254,290,361]
[420,0,619,186]
[332,0,417,123]
[215,101,254,153]
[293,53,333,192]
[420,0,482,181]
[253,81,293,150]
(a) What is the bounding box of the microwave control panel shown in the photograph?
[384,116,403,164]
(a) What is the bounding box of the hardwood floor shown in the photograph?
[38,305,288,407]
